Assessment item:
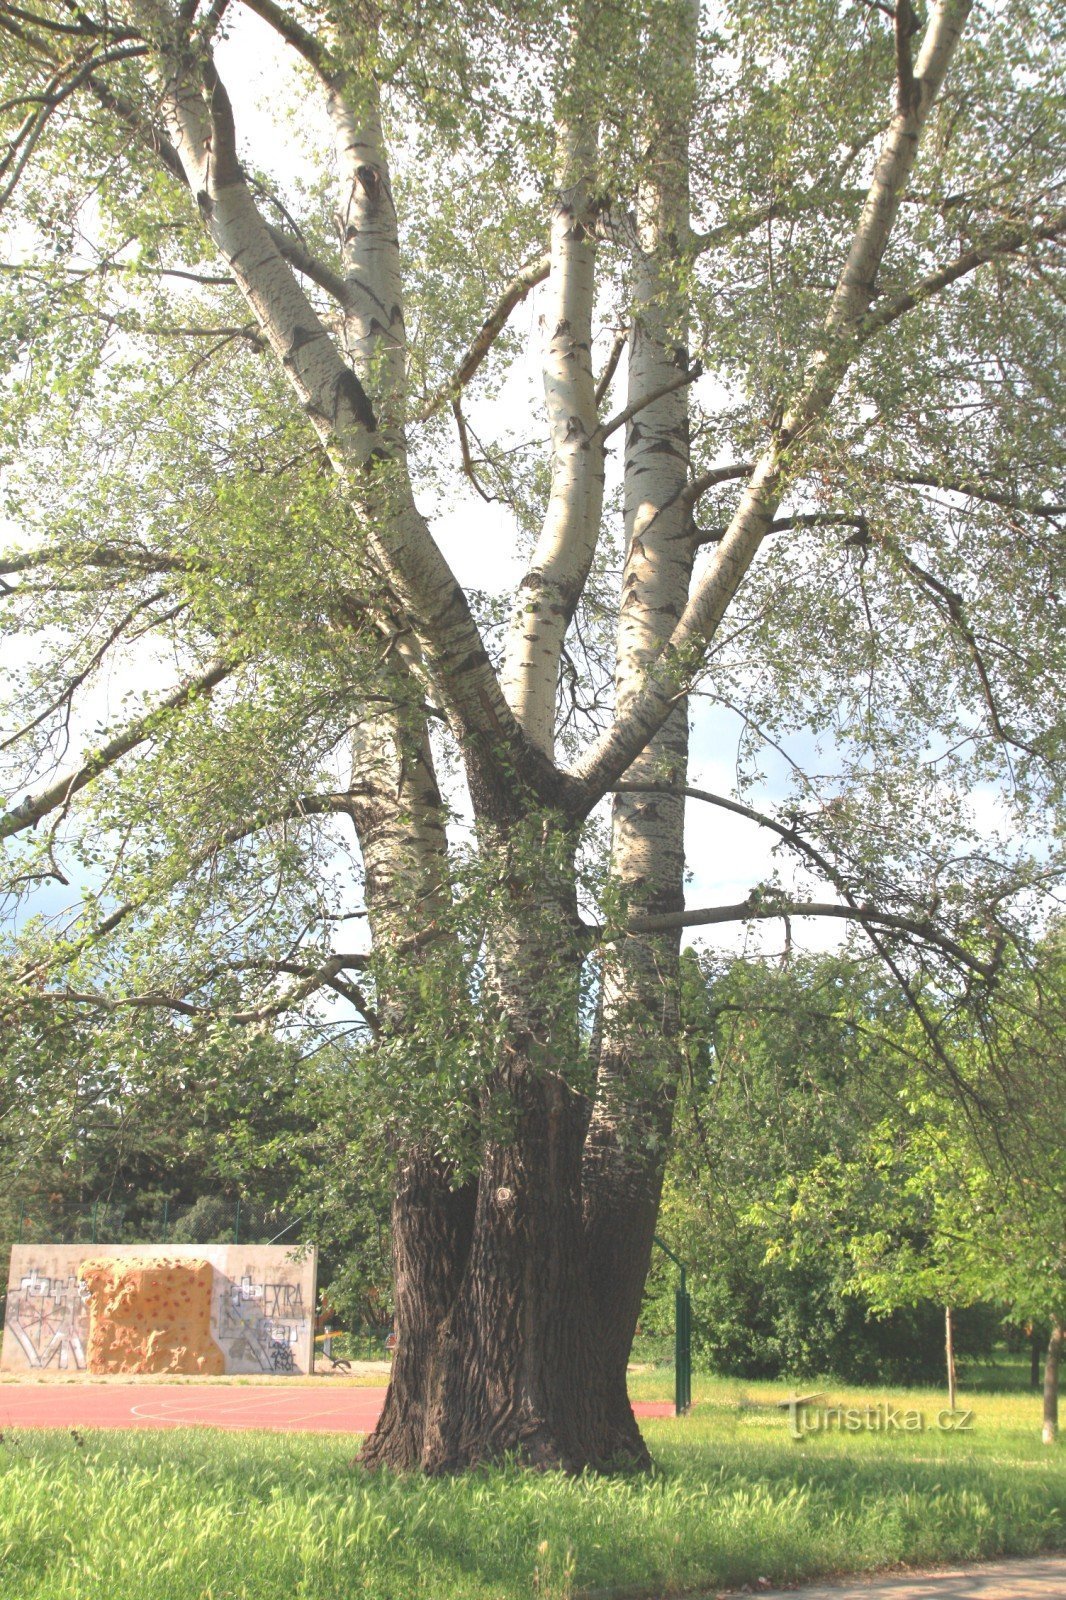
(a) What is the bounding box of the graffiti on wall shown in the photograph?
[217,1275,309,1373]
[1,1245,317,1374]
[4,1268,90,1370]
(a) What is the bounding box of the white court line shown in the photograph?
[126,1406,362,1431]
[0,1384,381,1431]
[172,1392,300,1416]
[126,1394,376,1429]
[254,1405,369,1425]
[129,1390,323,1422]
[132,1389,287,1411]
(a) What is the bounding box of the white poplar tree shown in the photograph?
[0,0,1062,1469]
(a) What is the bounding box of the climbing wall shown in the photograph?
[78,1255,225,1375]
[1,1243,317,1374]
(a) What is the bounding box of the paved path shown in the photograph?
[0,1382,674,1433]
[741,1556,1066,1599]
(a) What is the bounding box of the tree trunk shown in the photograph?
[419,1062,646,1472]
[365,848,648,1472]
[341,680,483,1470]
[945,1304,957,1410]
[360,1150,477,1470]
[1043,1317,1062,1445]
[582,0,698,1428]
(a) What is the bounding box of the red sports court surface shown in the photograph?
[0,1383,675,1434]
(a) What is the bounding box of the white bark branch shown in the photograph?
[500,110,604,755]
[595,363,701,444]
[568,0,974,810]
[0,659,235,840]
[125,21,563,811]
[414,253,550,424]
[620,896,992,976]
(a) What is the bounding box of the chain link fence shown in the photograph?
[8,1193,303,1248]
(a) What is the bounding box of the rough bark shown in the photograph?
[366,823,646,1472]
[361,1146,478,1470]
[420,1057,642,1471]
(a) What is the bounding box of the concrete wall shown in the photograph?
[1,1242,317,1376]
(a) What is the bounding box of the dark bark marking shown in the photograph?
[334,367,378,433]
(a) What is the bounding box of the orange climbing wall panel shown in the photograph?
[78,1255,226,1375]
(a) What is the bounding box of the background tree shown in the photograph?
[727,939,1066,1440]
[0,0,1063,1471]
[0,1002,393,1325]
[647,951,1000,1385]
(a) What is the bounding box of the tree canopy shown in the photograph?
[0,0,1063,1471]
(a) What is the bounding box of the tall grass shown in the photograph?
[0,1375,1062,1600]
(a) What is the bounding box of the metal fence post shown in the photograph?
[675,1269,691,1415]
[654,1235,693,1416]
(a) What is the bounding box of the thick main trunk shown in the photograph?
[364,850,649,1473]
[366,1063,647,1473]
[419,1064,646,1472]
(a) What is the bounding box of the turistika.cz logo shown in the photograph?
[784,1393,975,1440]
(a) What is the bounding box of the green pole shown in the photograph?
[654,1236,692,1416]
[17,1201,24,1243]
[676,1266,691,1414]
[233,1198,240,1244]
[162,1197,169,1243]
[91,1201,98,1244]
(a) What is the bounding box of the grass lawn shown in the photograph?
[0,1372,1062,1600]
